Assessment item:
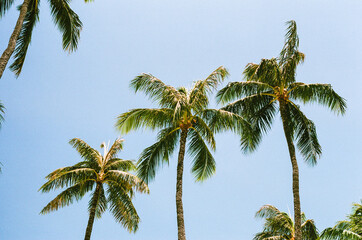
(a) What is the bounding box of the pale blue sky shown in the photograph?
[0,0,361,239]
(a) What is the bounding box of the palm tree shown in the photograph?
[217,21,346,240]
[254,204,319,240]
[321,201,362,240]
[39,138,149,240]
[0,0,83,78]
[116,66,252,240]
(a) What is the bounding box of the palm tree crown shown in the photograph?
[321,201,362,240]
[217,21,346,158]
[254,204,319,240]
[116,66,251,183]
[116,66,252,240]
[39,138,149,240]
[217,20,346,240]
[0,0,82,77]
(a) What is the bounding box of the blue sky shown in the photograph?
[0,0,361,239]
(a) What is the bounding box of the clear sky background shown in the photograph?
[0,0,361,239]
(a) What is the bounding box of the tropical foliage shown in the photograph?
[321,201,362,240]
[0,0,82,78]
[39,138,149,240]
[116,66,253,240]
[217,20,346,240]
[254,204,319,240]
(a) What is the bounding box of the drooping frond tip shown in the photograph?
[285,20,299,48]
[49,0,82,53]
[280,20,300,65]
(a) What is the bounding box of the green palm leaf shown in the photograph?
[40,180,94,214]
[217,81,273,104]
[289,83,346,115]
[107,184,140,232]
[0,0,15,18]
[48,0,82,52]
[287,102,321,165]
[137,127,180,183]
[9,0,39,76]
[69,138,101,163]
[188,128,216,181]
[130,73,182,107]
[116,108,173,134]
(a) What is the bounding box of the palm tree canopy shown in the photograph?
[254,204,319,240]
[321,201,362,240]
[39,138,149,232]
[116,66,254,183]
[1,0,82,76]
[216,20,346,164]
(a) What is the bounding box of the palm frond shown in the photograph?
[40,166,97,192]
[289,83,346,115]
[193,116,216,150]
[256,205,281,219]
[350,202,362,235]
[280,51,305,85]
[187,128,216,181]
[280,20,299,65]
[104,138,124,162]
[9,0,39,76]
[189,66,229,110]
[91,184,107,219]
[202,109,250,134]
[243,63,260,81]
[40,180,94,214]
[69,138,101,163]
[115,108,173,134]
[105,158,135,171]
[302,219,319,240]
[107,184,140,233]
[48,0,82,52]
[216,81,273,104]
[137,127,180,183]
[321,226,362,240]
[252,58,282,86]
[0,0,15,18]
[202,108,258,153]
[130,73,182,107]
[222,94,276,133]
[288,102,321,165]
[105,170,149,194]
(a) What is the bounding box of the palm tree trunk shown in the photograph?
[176,130,188,240]
[84,183,101,240]
[0,0,30,79]
[279,101,302,240]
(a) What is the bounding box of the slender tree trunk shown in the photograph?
[0,0,30,79]
[176,130,188,240]
[84,183,101,240]
[279,101,302,240]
